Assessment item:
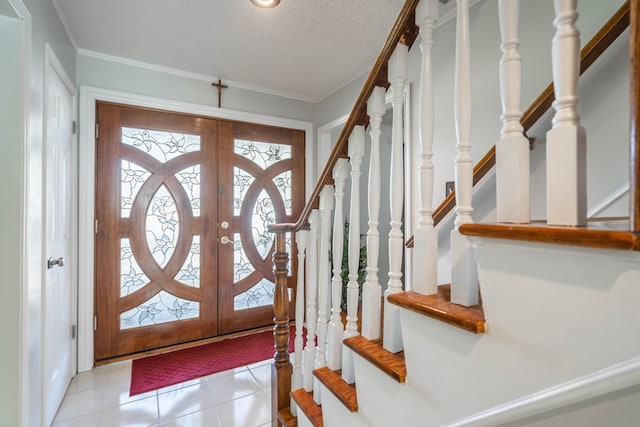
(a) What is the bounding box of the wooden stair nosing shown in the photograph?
[343,335,406,383]
[459,221,640,251]
[291,388,323,427]
[277,407,298,427]
[313,367,358,412]
[387,285,486,334]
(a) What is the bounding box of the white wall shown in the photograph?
[0,12,26,426]
[76,52,316,123]
[6,0,75,426]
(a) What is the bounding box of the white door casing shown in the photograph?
[43,43,77,427]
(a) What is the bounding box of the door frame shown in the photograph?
[78,86,313,372]
[6,0,31,424]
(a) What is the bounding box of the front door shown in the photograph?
[94,103,303,361]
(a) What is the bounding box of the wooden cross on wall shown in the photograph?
[211,79,228,108]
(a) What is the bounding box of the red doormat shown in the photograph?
[130,327,299,396]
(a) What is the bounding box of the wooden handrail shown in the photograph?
[407,0,630,247]
[268,0,420,235]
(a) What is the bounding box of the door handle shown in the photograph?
[220,236,235,245]
[47,257,64,269]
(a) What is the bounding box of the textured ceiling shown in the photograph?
[52,0,413,102]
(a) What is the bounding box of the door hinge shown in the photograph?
[95,219,98,235]
[71,324,77,339]
[94,316,97,331]
[95,123,99,139]
[72,120,77,135]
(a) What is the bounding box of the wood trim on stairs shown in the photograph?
[387,285,486,334]
[343,336,407,383]
[313,367,358,412]
[277,407,298,427]
[459,220,640,251]
[291,389,324,427]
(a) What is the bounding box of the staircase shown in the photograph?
[269,1,640,426]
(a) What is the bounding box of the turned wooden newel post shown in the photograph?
[271,229,292,427]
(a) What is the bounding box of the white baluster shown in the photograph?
[314,185,334,404]
[413,0,439,296]
[291,230,308,416]
[450,0,479,307]
[496,0,530,224]
[327,159,348,370]
[361,86,386,340]
[547,0,586,226]
[342,125,365,384]
[303,210,320,392]
[383,43,408,353]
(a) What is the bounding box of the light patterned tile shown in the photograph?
[96,395,159,427]
[216,392,271,427]
[67,367,111,393]
[206,369,262,405]
[103,382,157,408]
[54,387,104,422]
[158,407,222,427]
[246,358,271,369]
[248,363,271,391]
[106,361,133,386]
[52,412,99,427]
[157,382,215,423]
[156,376,208,394]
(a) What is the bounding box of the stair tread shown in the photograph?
[291,388,323,427]
[387,285,486,333]
[313,367,358,412]
[459,220,640,251]
[277,407,298,427]
[343,336,406,383]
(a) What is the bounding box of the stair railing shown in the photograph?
[269,0,632,425]
[268,0,420,422]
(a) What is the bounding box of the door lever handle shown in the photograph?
[47,257,64,269]
[220,236,235,245]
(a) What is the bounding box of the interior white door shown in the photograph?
[43,52,76,427]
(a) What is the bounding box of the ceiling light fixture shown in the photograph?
[250,0,280,8]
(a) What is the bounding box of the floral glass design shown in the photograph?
[252,189,275,258]
[233,233,254,283]
[120,238,149,297]
[121,160,151,218]
[116,125,203,332]
[233,167,255,216]
[176,165,201,217]
[177,236,200,288]
[145,185,179,268]
[122,127,199,162]
[234,279,276,310]
[273,170,292,215]
[231,137,295,311]
[120,290,199,329]
[234,139,291,169]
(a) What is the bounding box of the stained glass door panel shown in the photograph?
[217,122,304,333]
[95,103,218,361]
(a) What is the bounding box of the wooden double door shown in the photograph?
[94,102,304,361]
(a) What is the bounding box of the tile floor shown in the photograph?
[52,357,274,427]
